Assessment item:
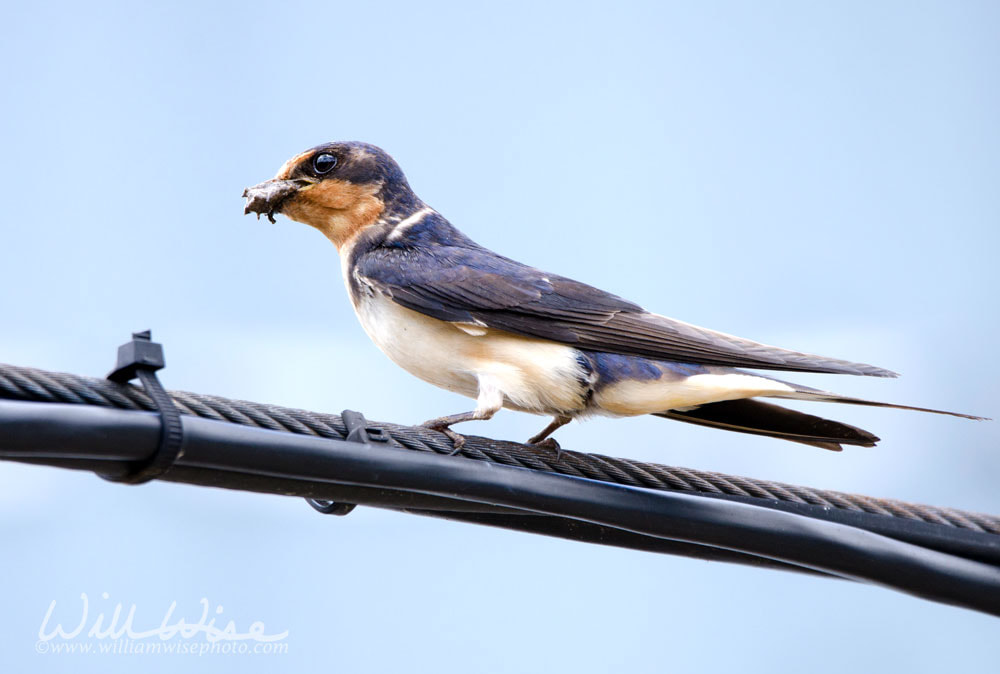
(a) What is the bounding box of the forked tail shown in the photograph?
[656,400,879,451]
[656,389,986,451]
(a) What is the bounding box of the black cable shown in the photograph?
[1,400,998,617]
[1,362,997,540]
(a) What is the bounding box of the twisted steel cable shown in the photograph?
[1,362,997,534]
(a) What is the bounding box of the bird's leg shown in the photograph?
[420,411,489,452]
[420,380,503,454]
[528,416,572,445]
[527,416,572,458]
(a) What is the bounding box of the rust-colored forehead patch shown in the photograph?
[274,150,314,180]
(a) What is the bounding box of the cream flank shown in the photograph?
[349,290,590,416]
[593,372,796,417]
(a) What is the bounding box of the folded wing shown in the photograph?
[356,243,896,377]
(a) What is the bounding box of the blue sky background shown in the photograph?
[2,1,998,670]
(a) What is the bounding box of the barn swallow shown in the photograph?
[243,142,982,452]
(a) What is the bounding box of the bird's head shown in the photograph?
[243,142,419,248]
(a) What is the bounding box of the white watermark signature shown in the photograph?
[35,593,289,655]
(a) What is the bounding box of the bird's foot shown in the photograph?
[529,437,563,461]
[420,420,467,455]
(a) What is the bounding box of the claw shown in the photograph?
[420,421,467,455]
[446,431,466,455]
[530,437,563,461]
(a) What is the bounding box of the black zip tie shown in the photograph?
[307,409,388,516]
[102,330,183,484]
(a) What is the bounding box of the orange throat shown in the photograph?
[280,179,385,249]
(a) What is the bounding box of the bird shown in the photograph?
[243,141,982,453]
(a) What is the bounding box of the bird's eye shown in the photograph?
[312,153,338,175]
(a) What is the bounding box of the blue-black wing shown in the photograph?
[355,243,895,377]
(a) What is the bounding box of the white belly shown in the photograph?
[352,292,590,415]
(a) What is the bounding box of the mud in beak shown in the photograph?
[242,179,308,223]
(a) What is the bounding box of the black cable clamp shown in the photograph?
[307,409,389,516]
[102,330,184,484]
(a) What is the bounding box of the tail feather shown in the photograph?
[655,399,880,451]
[770,387,988,421]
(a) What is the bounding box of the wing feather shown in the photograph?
[356,244,896,377]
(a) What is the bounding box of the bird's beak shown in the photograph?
[242,178,310,223]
